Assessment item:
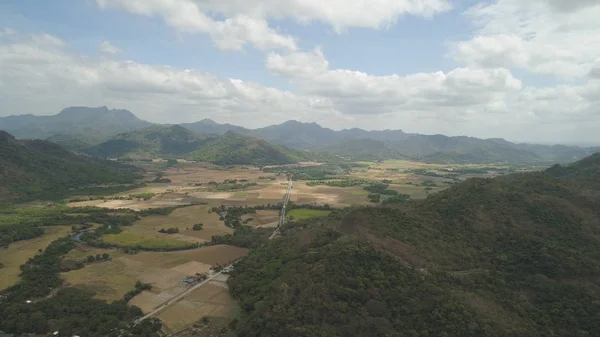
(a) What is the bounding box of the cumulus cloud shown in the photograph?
[452,0,600,79]
[97,0,297,51]
[99,41,122,54]
[0,31,333,126]
[97,0,451,51]
[266,48,329,78]
[266,50,522,116]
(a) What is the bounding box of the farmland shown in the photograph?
[0,226,71,291]
[62,244,247,303]
[41,160,524,333]
[288,208,331,220]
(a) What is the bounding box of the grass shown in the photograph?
[288,209,331,220]
[231,192,249,198]
[102,232,196,249]
[61,258,140,302]
[0,226,71,291]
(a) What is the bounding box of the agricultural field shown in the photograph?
[288,209,331,220]
[156,274,239,334]
[61,244,247,303]
[241,210,280,228]
[0,226,71,291]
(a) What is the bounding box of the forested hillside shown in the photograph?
[188,131,315,165]
[227,153,600,337]
[0,131,142,201]
[85,126,328,165]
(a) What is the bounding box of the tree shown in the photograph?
[102,253,110,260]
[87,255,96,263]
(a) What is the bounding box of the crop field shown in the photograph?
[61,244,248,303]
[157,277,239,334]
[288,209,331,220]
[102,232,198,249]
[0,226,71,291]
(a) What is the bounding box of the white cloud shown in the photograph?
[266,50,522,117]
[99,41,122,54]
[188,0,452,31]
[451,0,600,79]
[0,31,332,126]
[266,48,329,78]
[97,0,297,51]
[97,0,451,51]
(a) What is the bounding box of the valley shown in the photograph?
[0,151,519,336]
[0,110,598,337]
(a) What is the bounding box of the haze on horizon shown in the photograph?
[1,0,599,144]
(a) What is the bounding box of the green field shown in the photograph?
[102,232,196,249]
[231,192,249,198]
[288,209,331,220]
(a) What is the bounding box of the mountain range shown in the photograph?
[1,106,599,164]
[82,125,323,165]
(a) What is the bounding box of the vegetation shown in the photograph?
[367,193,381,203]
[0,131,142,201]
[123,281,153,302]
[192,223,204,231]
[226,153,600,337]
[306,179,367,187]
[0,237,161,336]
[287,208,331,220]
[158,227,180,234]
[84,125,331,165]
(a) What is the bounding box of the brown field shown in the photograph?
[242,210,280,228]
[0,226,71,291]
[157,278,239,334]
[62,244,248,303]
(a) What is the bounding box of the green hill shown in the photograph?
[227,153,600,337]
[188,131,315,165]
[84,125,209,158]
[45,134,95,151]
[85,126,324,165]
[0,131,142,201]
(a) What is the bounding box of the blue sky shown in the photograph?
[0,0,599,143]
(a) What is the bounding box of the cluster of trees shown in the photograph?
[87,253,110,263]
[123,281,153,302]
[367,193,381,203]
[192,223,204,231]
[131,193,154,200]
[262,164,352,180]
[158,227,179,234]
[306,179,367,187]
[0,237,161,336]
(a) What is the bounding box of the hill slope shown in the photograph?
[84,125,209,158]
[84,126,320,165]
[228,153,600,336]
[0,131,142,201]
[0,106,153,141]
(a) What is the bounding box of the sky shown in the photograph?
[0,0,599,144]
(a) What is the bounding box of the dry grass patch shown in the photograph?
[0,226,70,291]
[157,280,238,333]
